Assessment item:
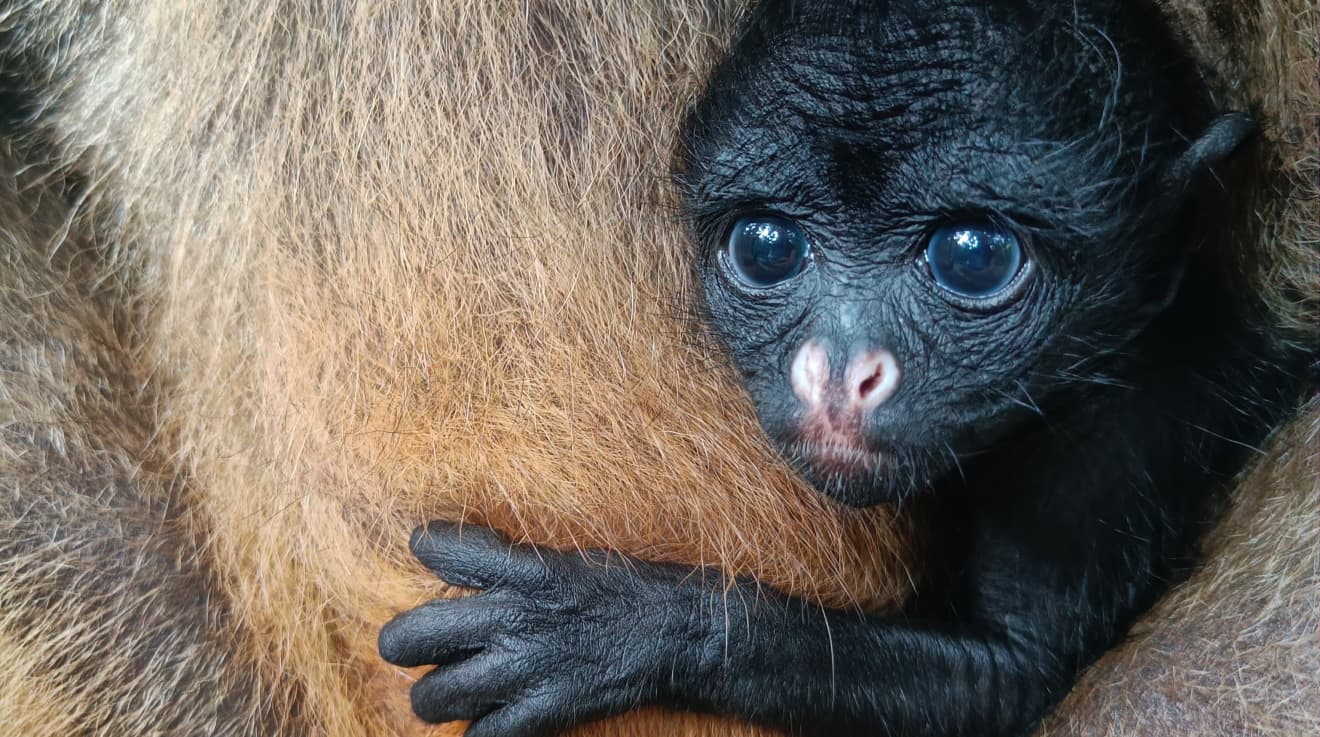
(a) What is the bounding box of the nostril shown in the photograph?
[858,372,882,398]
[847,349,901,409]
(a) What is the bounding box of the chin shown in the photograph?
[783,439,949,508]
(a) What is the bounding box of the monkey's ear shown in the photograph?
[1167,112,1257,189]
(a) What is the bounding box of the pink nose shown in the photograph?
[845,348,901,411]
[790,340,901,412]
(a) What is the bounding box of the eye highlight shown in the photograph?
[924,222,1024,299]
[725,214,811,288]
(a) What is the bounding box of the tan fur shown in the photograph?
[3,2,912,734]
[0,1,1313,736]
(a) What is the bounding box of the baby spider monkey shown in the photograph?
[380,1,1307,735]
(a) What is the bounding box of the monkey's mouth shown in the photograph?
[798,440,880,475]
[777,409,905,506]
[788,409,884,476]
[781,437,892,508]
[785,423,888,484]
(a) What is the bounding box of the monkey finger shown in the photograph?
[409,520,546,589]
[463,696,572,737]
[378,595,509,668]
[409,652,535,725]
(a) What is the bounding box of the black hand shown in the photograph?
[378,521,717,737]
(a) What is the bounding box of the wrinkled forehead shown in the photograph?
[684,1,1126,190]
[677,0,1181,246]
[717,1,1101,139]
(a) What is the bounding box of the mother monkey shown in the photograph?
[0,1,1315,736]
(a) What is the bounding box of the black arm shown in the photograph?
[378,392,1224,737]
[380,297,1286,737]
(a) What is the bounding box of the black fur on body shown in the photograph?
[370,0,1307,735]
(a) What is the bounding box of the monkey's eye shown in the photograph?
[725,214,811,288]
[924,222,1023,299]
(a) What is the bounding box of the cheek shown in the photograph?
[885,295,1058,413]
[702,307,813,437]
[704,282,814,352]
[742,372,807,440]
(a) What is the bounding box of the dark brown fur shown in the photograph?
[0,1,1313,735]
[0,145,284,734]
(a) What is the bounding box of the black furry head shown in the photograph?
[676,0,1252,506]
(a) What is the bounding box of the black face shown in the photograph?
[677,0,1221,506]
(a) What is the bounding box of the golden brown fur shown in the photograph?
[0,1,1313,736]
